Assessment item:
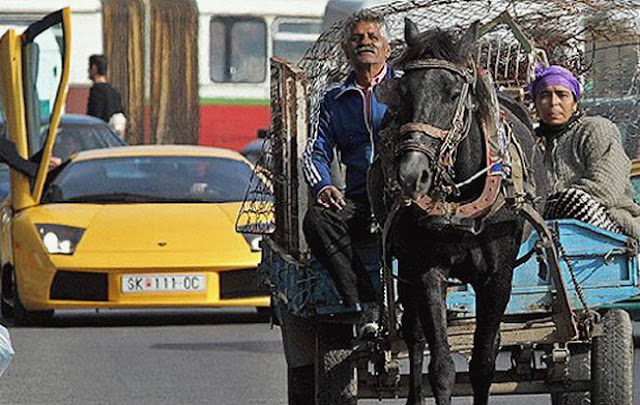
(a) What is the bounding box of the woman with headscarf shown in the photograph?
[531,64,640,239]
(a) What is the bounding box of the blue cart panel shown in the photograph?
[448,219,640,318]
[261,219,640,318]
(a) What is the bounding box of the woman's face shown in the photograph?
[535,84,578,126]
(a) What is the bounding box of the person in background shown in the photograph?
[531,64,640,238]
[87,54,126,138]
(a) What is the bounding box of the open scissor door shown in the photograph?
[0,8,71,210]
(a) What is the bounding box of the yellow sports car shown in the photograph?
[1,145,270,324]
[0,10,268,325]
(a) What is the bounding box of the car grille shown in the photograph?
[50,270,108,301]
[219,268,269,300]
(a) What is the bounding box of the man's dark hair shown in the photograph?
[89,54,108,76]
[343,9,388,42]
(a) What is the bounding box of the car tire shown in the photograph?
[256,306,271,317]
[0,266,14,319]
[13,272,53,326]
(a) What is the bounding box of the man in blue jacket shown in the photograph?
[302,9,392,335]
[277,10,392,404]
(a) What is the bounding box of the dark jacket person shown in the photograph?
[533,64,640,238]
[86,54,124,124]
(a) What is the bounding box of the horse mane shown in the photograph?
[396,24,493,128]
[397,28,470,66]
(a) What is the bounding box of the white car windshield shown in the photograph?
[43,156,256,203]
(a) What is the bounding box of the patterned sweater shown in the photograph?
[543,116,640,239]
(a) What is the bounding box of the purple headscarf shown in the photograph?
[529,65,581,100]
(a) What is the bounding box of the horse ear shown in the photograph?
[460,20,480,55]
[404,18,420,49]
[375,78,401,107]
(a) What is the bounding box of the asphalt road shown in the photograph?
[0,310,638,405]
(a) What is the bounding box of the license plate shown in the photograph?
[121,274,206,293]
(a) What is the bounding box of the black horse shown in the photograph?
[368,20,548,405]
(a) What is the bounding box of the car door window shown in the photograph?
[0,9,70,209]
[22,18,64,159]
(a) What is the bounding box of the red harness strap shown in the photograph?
[413,119,503,220]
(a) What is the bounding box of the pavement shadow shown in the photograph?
[149,340,283,354]
[1,308,271,328]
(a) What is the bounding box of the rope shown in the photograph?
[453,162,499,189]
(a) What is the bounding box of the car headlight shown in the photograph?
[35,224,85,255]
[241,233,262,252]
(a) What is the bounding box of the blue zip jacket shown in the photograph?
[303,66,393,200]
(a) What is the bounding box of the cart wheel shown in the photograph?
[591,309,634,405]
[316,321,357,404]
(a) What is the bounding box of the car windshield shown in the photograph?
[51,123,126,161]
[43,155,256,204]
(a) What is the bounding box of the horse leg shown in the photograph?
[469,278,512,405]
[401,286,426,405]
[418,267,455,405]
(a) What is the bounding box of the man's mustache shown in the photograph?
[356,46,377,54]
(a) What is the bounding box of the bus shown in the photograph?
[0,0,328,150]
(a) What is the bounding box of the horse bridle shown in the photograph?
[394,58,478,194]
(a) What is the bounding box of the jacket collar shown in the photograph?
[333,64,394,100]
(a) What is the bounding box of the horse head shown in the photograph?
[377,19,485,204]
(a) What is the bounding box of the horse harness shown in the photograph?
[375,58,584,343]
[380,57,531,234]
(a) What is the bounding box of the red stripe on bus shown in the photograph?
[199,104,270,151]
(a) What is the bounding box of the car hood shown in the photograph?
[29,203,253,257]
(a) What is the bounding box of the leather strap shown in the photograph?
[399,122,449,140]
[413,119,503,220]
[414,175,502,219]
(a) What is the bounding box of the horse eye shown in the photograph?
[445,80,463,101]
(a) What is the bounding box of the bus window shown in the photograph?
[273,18,322,63]
[210,17,266,83]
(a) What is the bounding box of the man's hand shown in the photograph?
[48,156,62,170]
[317,185,346,211]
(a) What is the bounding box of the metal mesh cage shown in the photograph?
[239,0,640,243]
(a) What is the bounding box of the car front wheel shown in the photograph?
[0,265,14,319]
[10,268,53,326]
